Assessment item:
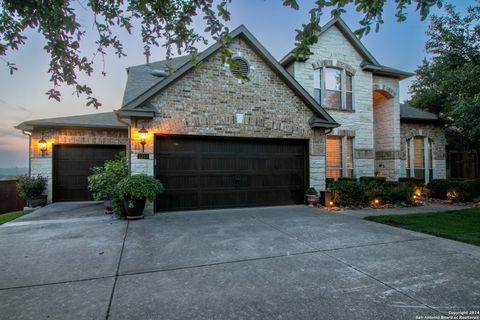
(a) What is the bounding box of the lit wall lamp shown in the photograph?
[38,135,48,157]
[138,126,148,153]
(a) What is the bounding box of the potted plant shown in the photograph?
[305,187,318,207]
[16,175,48,207]
[88,154,128,214]
[116,174,164,220]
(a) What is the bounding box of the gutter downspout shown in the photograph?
[21,130,32,176]
[114,111,132,175]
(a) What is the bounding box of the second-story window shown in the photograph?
[314,67,354,110]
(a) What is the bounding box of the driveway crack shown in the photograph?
[105,220,129,320]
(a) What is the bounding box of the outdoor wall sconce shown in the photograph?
[138,126,148,153]
[38,135,47,156]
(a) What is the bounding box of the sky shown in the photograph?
[0,0,473,168]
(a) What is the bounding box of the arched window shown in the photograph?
[406,137,434,182]
[314,67,353,110]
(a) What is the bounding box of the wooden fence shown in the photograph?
[0,180,26,214]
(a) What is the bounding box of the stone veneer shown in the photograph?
[288,24,406,181]
[30,128,128,202]
[400,121,447,179]
[289,24,375,178]
[129,37,328,209]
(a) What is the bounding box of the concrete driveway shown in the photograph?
[0,203,479,320]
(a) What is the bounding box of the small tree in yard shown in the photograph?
[410,2,480,150]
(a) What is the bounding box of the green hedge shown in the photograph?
[359,176,387,184]
[427,179,480,202]
[330,177,414,207]
[398,177,424,188]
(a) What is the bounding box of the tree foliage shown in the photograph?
[410,2,480,149]
[0,0,441,107]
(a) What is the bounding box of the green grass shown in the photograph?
[365,208,480,246]
[0,210,33,225]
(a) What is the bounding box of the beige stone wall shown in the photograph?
[400,121,446,179]
[291,25,375,177]
[131,37,327,192]
[372,77,402,180]
[30,128,128,202]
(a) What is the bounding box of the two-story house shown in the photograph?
[16,18,446,212]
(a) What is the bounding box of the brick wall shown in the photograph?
[400,121,447,179]
[30,128,128,202]
[290,24,375,177]
[130,37,328,196]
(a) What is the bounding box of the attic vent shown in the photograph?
[230,57,250,78]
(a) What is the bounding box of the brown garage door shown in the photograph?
[53,145,125,202]
[155,136,308,211]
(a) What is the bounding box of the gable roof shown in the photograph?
[119,25,339,128]
[280,17,414,80]
[15,112,127,131]
[400,103,442,123]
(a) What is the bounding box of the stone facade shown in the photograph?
[289,24,375,178]
[130,37,327,194]
[400,121,447,179]
[30,128,128,202]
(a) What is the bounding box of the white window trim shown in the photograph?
[327,136,355,179]
[407,136,434,183]
[314,67,354,110]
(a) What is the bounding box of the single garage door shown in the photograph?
[53,145,125,201]
[155,136,308,211]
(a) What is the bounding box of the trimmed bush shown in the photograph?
[359,176,387,184]
[305,187,317,195]
[330,177,414,207]
[325,178,335,189]
[337,177,357,182]
[398,177,424,188]
[330,179,365,207]
[427,179,479,202]
[16,175,47,198]
[427,179,457,199]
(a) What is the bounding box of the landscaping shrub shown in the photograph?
[325,178,335,189]
[398,177,424,188]
[384,183,414,204]
[88,153,128,201]
[359,176,387,184]
[427,179,479,202]
[427,179,459,199]
[16,175,47,198]
[330,176,414,206]
[305,187,317,195]
[330,180,366,207]
[337,177,357,182]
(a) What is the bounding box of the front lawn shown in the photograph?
[365,208,480,246]
[0,210,33,225]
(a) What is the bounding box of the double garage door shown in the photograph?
[53,145,125,202]
[155,136,308,211]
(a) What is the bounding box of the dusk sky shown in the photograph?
[0,0,471,168]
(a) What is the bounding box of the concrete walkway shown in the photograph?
[337,202,474,218]
[0,203,478,319]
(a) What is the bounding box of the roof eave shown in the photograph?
[116,109,155,119]
[362,64,415,80]
[400,117,444,124]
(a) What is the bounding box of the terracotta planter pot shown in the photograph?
[306,194,317,207]
[123,197,146,220]
[28,195,47,208]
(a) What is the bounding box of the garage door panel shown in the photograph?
[155,136,307,211]
[53,145,125,202]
